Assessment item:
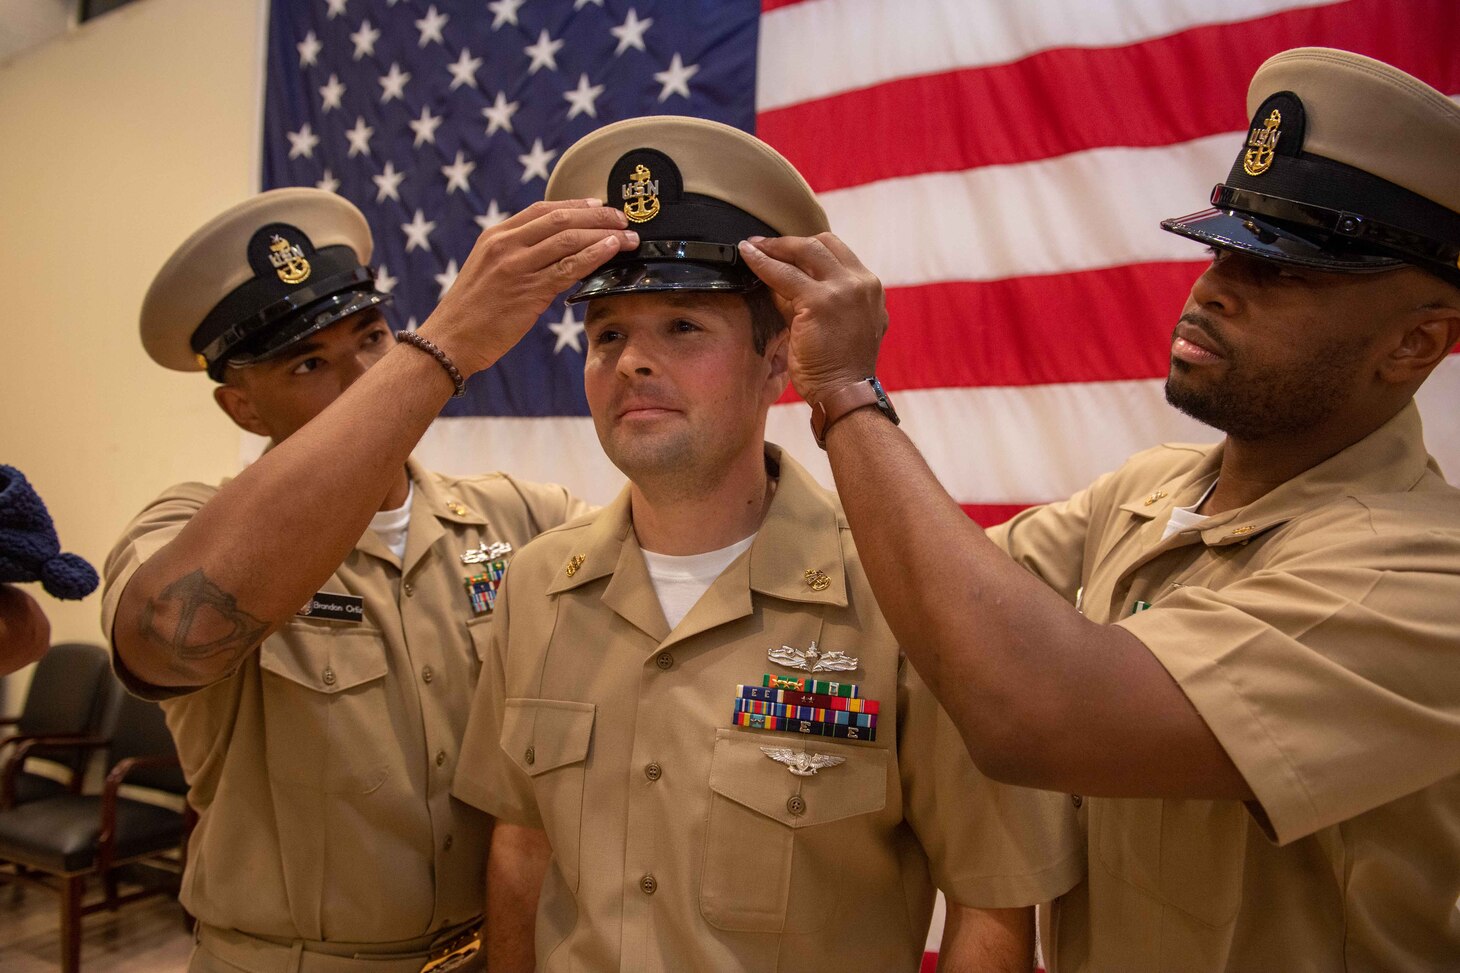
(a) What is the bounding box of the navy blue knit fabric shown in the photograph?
[0,465,98,600]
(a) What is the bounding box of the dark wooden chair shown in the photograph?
[0,690,192,973]
[0,641,117,808]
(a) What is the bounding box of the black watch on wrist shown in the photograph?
[810,377,900,449]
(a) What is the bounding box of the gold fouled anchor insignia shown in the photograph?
[268,235,312,284]
[622,164,661,224]
[803,569,831,592]
[1243,109,1282,177]
[565,554,586,577]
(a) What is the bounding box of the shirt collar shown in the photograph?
[544,443,849,611]
[1119,401,1434,546]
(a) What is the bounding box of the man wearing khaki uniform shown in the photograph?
[740,48,1460,970]
[453,117,1083,972]
[102,188,640,971]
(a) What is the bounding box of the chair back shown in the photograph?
[16,642,116,774]
[109,692,186,795]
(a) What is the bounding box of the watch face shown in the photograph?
[870,378,900,425]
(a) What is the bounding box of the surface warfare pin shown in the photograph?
[462,541,512,565]
[768,640,858,673]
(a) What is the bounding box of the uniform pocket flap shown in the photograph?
[707,729,887,829]
[466,614,495,663]
[501,698,596,777]
[259,624,389,695]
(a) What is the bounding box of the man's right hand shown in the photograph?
[737,232,888,406]
[418,199,639,377]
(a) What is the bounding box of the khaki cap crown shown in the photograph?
[140,188,375,372]
[547,115,828,238]
[1251,47,1460,215]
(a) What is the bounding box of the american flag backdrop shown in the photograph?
[262,0,1460,520]
[261,0,1459,959]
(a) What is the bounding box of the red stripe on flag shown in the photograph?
[776,261,1202,403]
[758,0,1460,193]
[881,261,1205,390]
[963,503,1032,527]
[760,0,810,11]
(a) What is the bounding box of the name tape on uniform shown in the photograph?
[297,591,365,623]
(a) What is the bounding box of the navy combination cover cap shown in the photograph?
[545,115,830,304]
[140,187,391,380]
[1162,47,1460,288]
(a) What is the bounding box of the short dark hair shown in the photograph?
[745,285,786,355]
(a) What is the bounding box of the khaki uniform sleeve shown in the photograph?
[100,484,214,701]
[452,577,542,826]
[1122,499,1460,845]
[897,656,1084,907]
[986,474,1108,606]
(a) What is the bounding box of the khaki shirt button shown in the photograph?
[640,874,657,895]
[422,665,434,683]
[443,834,454,851]
[786,794,806,817]
[403,581,415,597]
[524,746,535,766]
[322,666,336,686]
[1071,794,1083,809]
[645,762,662,781]
[654,652,673,671]
[436,750,447,767]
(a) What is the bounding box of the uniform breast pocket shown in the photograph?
[699,729,888,933]
[258,624,391,794]
[500,698,595,893]
[1093,797,1246,928]
[466,614,494,664]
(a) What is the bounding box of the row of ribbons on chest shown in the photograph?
[731,642,881,743]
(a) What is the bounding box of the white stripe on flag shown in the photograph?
[757,0,1347,111]
[401,356,1460,509]
[820,132,1237,287]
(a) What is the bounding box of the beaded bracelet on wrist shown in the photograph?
[395,329,466,398]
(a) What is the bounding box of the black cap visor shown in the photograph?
[566,241,760,304]
[213,284,391,378]
[1161,206,1403,273]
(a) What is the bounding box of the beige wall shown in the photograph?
[1,0,266,665]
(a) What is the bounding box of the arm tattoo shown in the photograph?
[139,569,270,662]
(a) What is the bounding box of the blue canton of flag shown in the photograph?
[262,0,759,418]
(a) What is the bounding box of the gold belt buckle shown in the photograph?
[419,923,482,973]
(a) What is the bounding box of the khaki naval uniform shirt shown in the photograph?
[454,446,1083,972]
[988,403,1460,971]
[100,460,587,946]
